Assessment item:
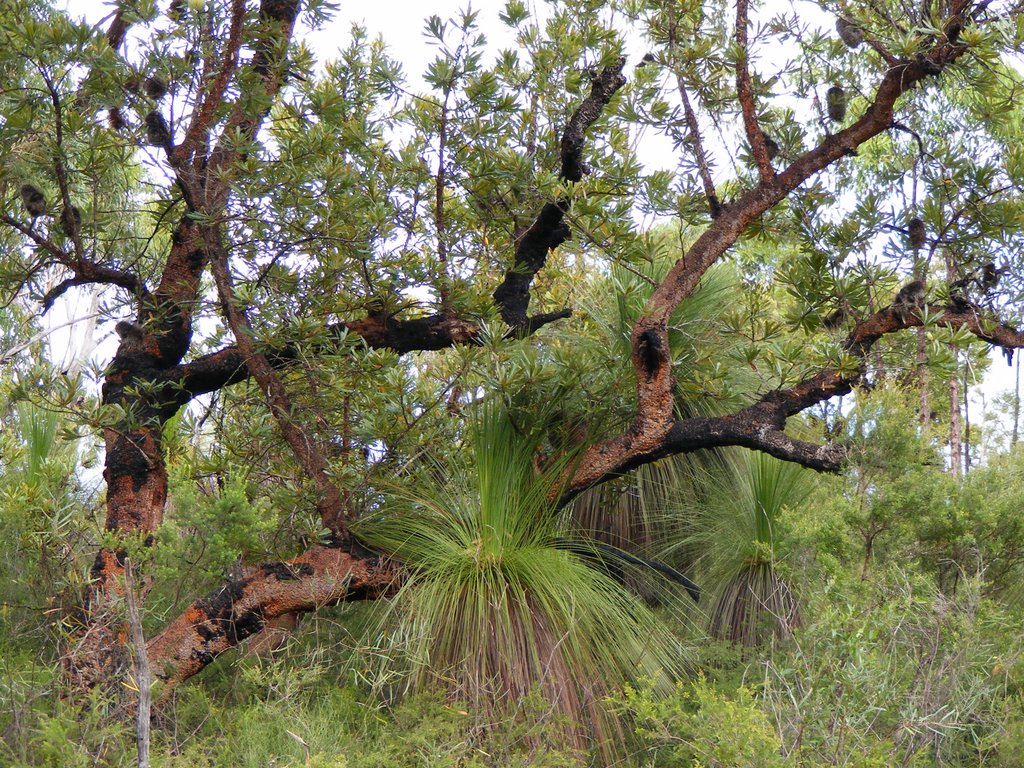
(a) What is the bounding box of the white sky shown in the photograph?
[44,0,1021,432]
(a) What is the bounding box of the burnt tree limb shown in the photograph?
[147,546,399,690]
[558,301,1024,504]
[493,59,627,328]
[40,262,150,311]
[567,35,976,497]
[173,308,568,403]
[0,213,151,311]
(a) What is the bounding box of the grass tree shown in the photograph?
[356,404,683,752]
[680,451,816,648]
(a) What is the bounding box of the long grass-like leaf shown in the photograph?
[356,403,683,753]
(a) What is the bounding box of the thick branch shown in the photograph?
[146,546,399,690]
[506,308,573,338]
[203,0,301,204]
[105,8,130,50]
[615,41,970,454]
[176,309,569,402]
[561,299,1024,500]
[735,0,773,181]
[142,218,206,363]
[493,59,627,328]
[141,0,300,353]
[0,212,149,312]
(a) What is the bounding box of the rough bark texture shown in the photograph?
[949,372,962,478]
[735,0,774,181]
[147,547,398,690]
[559,300,1024,505]
[68,0,304,690]
[51,15,627,690]
[562,33,975,497]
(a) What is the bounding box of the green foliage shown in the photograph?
[0,397,93,656]
[4,0,1024,764]
[674,450,816,646]
[759,569,1022,767]
[618,675,786,768]
[156,475,278,580]
[356,403,683,753]
[0,656,585,768]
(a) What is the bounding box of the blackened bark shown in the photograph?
[563,35,976,500]
[559,303,1024,505]
[146,547,398,690]
[493,59,627,328]
[174,308,572,401]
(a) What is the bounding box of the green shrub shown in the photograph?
[617,675,785,768]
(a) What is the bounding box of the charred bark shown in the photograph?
[66,0,302,689]
[493,60,627,328]
[558,304,1024,505]
[562,33,975,498]
[147,547,398,690]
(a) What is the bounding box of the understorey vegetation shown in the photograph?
[3,0,1024,764]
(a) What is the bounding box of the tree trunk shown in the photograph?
[917,328,929,428]
[67,422,168,690]
[915,251,928,427]
[949,366,962,478]
[963,368,971,473]
[1014,353,1020,447]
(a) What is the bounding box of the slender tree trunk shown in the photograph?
[944,251,962,477]
[917,328,929,427]
[915,247,927,426]
[949,363,962,478]
[124,561,151,768]
[963,368,971,473]
[1014,352,1020,447]
[861,532,875,580]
